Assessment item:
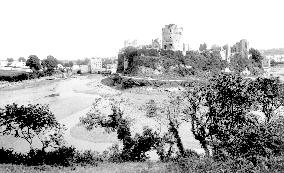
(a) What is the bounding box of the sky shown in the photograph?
[0,0,283,60]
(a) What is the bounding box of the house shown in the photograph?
[0,60,8,67]
[89,57,102,73]
[10,61,26,68]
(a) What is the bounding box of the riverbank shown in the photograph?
[0,74,203,155]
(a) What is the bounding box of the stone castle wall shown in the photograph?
[162,24,183,51]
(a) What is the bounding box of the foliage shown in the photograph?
[63,61,74,67]
[166,156,284,173]
[80,98,161,162]
[0,103,65,151]
[249,48,264,68]
[26,55,41,71]
[119,45,227,77]
[138,48,159,56]
[144,96,189,158]
[230,53,249,74]
[18,57,26,62]
[184,50,227,75]
[117,53,124,73]
[41,55,58,74]
[0,70,48,82]
[184,74,284,164]
[76,58,90,65]
[7,58,14,62]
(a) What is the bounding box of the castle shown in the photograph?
[162,24,183,51]
[122,24,189,54]
[220,39,250,62]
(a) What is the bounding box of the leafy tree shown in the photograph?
[230,53,249,74]
[63,61,74,67]
[184,74,284,163]
[117,54,125,73]
[41,55,58,73]
[186,50,227,74]
[6,58,14,62]
[26,55,41,71]
[121,47,138,74]
[18,57,26,62]
[0,103,66,151]
[249,48,264,68]
[145,95,189,157]
[76,58,90,65]
[80,98,160,161]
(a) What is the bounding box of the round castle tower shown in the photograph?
[162,24,183,51]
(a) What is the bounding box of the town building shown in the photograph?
[162,24,183,51]
[10,60,26,68]
[89,57,102,73]
[220,44,231,62]
[0,60,8,67]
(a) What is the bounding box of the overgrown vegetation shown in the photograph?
[184,74,284,166]
[1,73,284,172]
[0,70,46,82]
[117,46,264,78]
[80,98,161,162]
[101,73,204,89]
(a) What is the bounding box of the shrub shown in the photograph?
[80,98,161,162]
[0,148,25,164]
[74,150,101,166]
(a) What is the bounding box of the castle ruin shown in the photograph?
[162,24,183,51]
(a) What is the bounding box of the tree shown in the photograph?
[145,95,189,157]
[63,61,73,67]
[76,58,90,65]
[6,58,14,62]
[41,55,58,73]
[230,53,249,74]
[26,55,41,71]
[18,57,26,62]
[249,48,264,68]
[199,43,207,52]
[184,74,284,163]
[0,103,66,151]
[80,98,160,161]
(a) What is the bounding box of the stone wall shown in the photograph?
[162,24,183,51]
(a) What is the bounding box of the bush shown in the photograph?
[0,148,25,164]
[80,98,162,162]
[0,70,51,82]
[74,150,101,166]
